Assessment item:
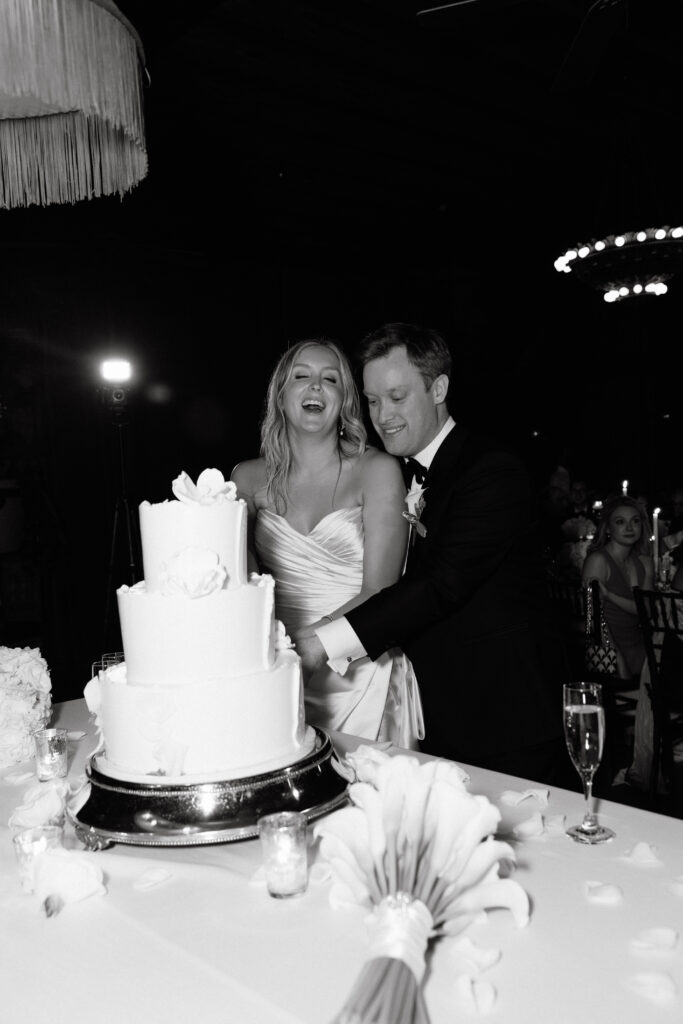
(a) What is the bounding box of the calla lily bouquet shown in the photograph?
[314,746,529,1024]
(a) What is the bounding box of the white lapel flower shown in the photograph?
[403,486,427,539]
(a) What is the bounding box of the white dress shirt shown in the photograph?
[315,416,456,674]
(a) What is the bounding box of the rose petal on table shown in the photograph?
[667,876,683,897]
[512,812,545,838]
[627,972,678,1007]
[448,936,501,975]
[630,928,679,953]
[34,848,106,904]
[454,975,497,1014]
[43,894,65,918]
[67,731,86,741]
[543,814,566,836]
[8,779,69,830]
[501,789,549,807]
[584,881,624,906]
[133,867,173,891]
[621,842,662,867]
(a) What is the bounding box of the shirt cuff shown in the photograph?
[314,618,367,676]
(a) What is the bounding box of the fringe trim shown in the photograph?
[0,0,147,208]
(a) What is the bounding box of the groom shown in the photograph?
[295,322,570,784]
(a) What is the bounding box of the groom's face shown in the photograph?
[363,346,442,458]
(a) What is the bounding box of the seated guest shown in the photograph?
[582,494,654,681]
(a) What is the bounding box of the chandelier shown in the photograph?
[554,225,683,303]
[0,0,147,210]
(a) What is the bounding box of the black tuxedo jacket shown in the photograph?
[347,425,566,762]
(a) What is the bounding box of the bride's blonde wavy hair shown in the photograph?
[260,338,367,514]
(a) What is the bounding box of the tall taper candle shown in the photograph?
[653,507,660,580]
[622,479,628,496]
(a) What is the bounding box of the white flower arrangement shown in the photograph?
[314,745,529,1024]
[0,647,52,769]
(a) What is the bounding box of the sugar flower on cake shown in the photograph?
[172,468,237,505]
[0,646,52,769]
[159,547,228,597]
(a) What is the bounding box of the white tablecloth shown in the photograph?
[2,699,683,1023]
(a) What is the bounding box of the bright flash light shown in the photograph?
[100,359,132,383]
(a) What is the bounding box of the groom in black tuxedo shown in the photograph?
[295,322,570,784]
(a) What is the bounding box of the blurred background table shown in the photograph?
[1,699,682,1024]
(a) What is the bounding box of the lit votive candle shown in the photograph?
[13,824,64,893]
[33,728,69,781]
[258,811,309,898]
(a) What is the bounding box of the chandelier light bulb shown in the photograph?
[615,236,625,246]
[578,246,590,258]
[655,228,666,239]
[595,240,606,250]
[633,283,643,293]
[636,231,647,241]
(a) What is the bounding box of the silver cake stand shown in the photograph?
[70,727,349,849]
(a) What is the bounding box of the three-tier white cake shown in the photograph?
[85,469,314,782]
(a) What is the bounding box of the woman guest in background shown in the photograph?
[231,338,424,747]
[582,494,654,681]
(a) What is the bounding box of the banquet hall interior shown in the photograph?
[1,0,683,813]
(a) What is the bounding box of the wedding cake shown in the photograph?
[84,469,314,782]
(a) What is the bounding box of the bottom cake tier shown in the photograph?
[69,727,350,848]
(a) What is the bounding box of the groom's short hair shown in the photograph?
[356,322,452,390]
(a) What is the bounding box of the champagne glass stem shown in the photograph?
[581,772,598,832]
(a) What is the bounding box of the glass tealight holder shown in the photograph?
[33,728,69,781]
[13,824,64,893]
[258,811,309,898]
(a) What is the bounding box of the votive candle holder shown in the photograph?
[33,728,69,781]
[258,811,309,898]
[13,824,64,893]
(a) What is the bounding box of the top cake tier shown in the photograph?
[139,469,248,592]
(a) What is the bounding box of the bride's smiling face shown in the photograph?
[282,344,343,434]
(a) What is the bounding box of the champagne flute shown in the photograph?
[563,682,615,844]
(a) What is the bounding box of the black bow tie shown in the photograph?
[403,457,427,486]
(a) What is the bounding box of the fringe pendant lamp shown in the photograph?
[0,0,148,209]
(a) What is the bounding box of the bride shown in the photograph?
[231,338,423,747]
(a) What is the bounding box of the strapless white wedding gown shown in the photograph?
[255,507,424,747]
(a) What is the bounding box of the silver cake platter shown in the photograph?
[69,727,350,849]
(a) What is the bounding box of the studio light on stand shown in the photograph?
[99,358,140,649]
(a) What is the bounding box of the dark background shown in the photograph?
[1,0,682,698]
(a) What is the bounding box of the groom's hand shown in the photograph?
[292,629,327,681]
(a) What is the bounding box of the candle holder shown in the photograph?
[12,824,64,893]
[33,728,69,781]
[258,811,309,898]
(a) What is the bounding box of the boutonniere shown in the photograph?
[402,485,427,543]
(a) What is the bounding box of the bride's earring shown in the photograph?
[338,419,345,437]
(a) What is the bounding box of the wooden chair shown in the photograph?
[545,573,586,681]
[633,587,683,803]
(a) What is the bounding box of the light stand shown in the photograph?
[101,383,140,650]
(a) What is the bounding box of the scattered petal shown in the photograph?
[512,812,545,838]
[133,867,172,891]
[67,731,86,741]
[43,894,65,918]
[454,975,497,1014]
[34,849,106,904]
[627,972,678,1007]
[621,843,663,867]
[543,814,566,836]
[448,936,501,976]
[584,881,624,906]
[501,789,549,807]
[630,928,678,953]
